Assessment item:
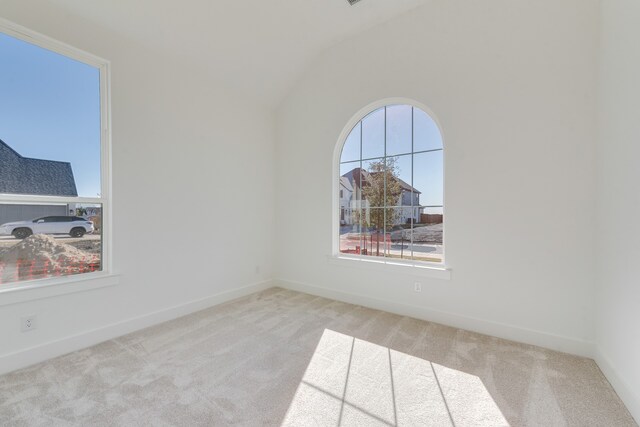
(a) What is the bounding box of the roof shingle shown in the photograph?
[0,139,78,196]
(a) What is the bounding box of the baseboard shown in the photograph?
[276,278,594,358]
[594,349,640,424]
[0,279,273,376]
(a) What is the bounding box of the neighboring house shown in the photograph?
[341,167,423,226]
[340,168,369,228]
[0,138,78,226]
[339,177,353,225]
[393,174,423,225]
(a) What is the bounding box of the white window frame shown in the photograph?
[331,98,450,279]
[0,18,117,301]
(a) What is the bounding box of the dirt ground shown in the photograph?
[0,235,101,284]
[390,223,443,244]
[0,234,101,257]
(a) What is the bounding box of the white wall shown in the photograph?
[0,2,275,372]
[276,0,600,356]
[595,0,640,421]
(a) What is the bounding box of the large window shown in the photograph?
[0,23,110,287]
[338,104,444,264]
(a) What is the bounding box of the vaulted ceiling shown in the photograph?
[1,0,429,107]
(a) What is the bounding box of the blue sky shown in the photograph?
[340,105,444,209]
[0,32,101,197]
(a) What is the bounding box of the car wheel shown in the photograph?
[70,227,86,238]
[13,228,33,239]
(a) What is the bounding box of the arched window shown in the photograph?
[337,103,444,264]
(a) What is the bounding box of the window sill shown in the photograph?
[327,255,451,280]
[0,273,120,307]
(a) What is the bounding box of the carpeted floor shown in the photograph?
[0,287,636,426]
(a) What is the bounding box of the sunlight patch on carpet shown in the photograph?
[282,329,509,426]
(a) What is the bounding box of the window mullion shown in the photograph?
[0,195,104,205]
[383,106,387,258]
[411,106,414,262]
[359,121,364,255]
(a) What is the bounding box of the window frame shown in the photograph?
[332,98,450,277]
[0,18,114,293]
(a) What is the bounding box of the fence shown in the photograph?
[420,214,443,224]
[0,256,101,285]
[340,232,393,256]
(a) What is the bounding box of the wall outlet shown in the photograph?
[21,315,37,332]
[414,282,422,292]
[255,265,261,274]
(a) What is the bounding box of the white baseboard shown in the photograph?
[276,278,595,358]
[594,349,640,424]
[0,280,273,376]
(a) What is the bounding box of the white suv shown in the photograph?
[0,216,95,239]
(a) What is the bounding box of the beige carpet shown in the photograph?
[0,288,635,426]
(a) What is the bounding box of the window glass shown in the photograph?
[361,108,385,159]
[0,28,107,287]
[339,104,443,264]
[0,203,103,285]
[0,33,101,198]
[386,105,412,156]
[341,122,361,163]
[413,151,444,207]
[414,108,443,152]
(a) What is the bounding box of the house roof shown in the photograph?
[0,139,78,196]
[339,176,353,192]
[387,175,421,194]
[341,167,421,194]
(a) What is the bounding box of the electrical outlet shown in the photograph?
[414,282,422,292]
[255,265,261,274]
[21,315,37,332]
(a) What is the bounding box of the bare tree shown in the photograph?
[361,158,401,256]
